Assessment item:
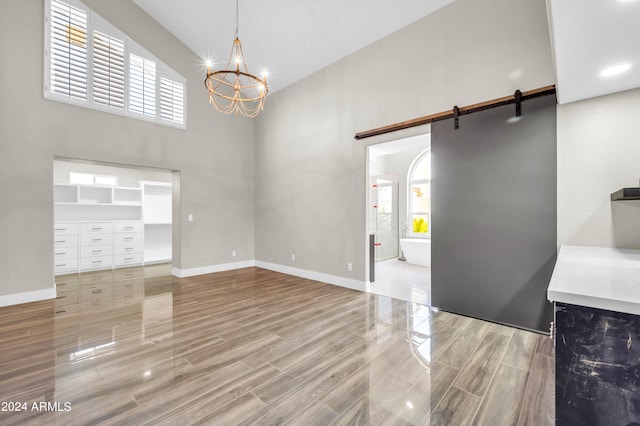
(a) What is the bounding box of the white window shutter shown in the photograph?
[92,30,125,109]
[160,78,184,125]
[49,0,88,100]
[129,54,156,117]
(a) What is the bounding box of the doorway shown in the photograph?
[366,133,431,305]
[53,158,175,276]
[370,176,399,262]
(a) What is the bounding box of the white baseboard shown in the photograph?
[0,286,57,307]
[171,259,367,293]
[255,261,367,292]
[172,260,257,278]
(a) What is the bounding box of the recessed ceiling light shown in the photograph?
[600,63,632,78]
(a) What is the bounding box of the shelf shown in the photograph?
[55,202,142,206]
[611,187,640,201]
[114,187,142,204]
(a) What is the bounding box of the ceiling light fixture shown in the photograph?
[204,0,268,117]
[600,63,632,78]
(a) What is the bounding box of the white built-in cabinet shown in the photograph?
[140,181,172,264]
[54,181,171,275]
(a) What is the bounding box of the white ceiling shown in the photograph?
[132,0,454,93]
[547,0,640,104]
[133,0,640,102]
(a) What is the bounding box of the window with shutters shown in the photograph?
[129,54,156,117]
[160,78,184,125]
[44,0,186,128]
[92,30,124,109]
[49,0,88,101]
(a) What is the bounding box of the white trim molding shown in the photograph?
[172,260,256,278]
[255,261,367,292]
[0,286,57,307]
[171,259,367,293]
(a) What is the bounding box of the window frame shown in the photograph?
[44,0,186,129]
[407,149,431,239]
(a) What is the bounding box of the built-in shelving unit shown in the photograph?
[140,181,172,264]
[53,178,172,274]
[54,183,144,275]
[54,184,142,222]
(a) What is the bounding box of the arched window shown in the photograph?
[407,149,431,238]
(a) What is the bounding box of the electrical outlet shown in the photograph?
[187,214,193,222]
[347,263,353,272]
[232,250,237,257]
[291,254,295,261]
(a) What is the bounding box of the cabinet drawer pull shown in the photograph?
[91,227,102,231]
[55,240,66,244]
[125,257,133,261]
[124,226,133,230]
[55,263,66,267]
[92,238,102,242]
[55,252,65,256]
[124,247,133,251]
[92,250,102,253]
[55,228,65,231]
[92,260,102,264]
[124,237,133,241]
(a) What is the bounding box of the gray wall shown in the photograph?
[431,95,557,331]
[558,88,640,249]
[254,0,555,282]
[0,0,255,299]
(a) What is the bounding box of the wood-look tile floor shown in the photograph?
[0,265,554,425]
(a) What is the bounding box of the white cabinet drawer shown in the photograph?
[115,241,142,255]
[54,235,78,248]
[115,253,142,266]
[80,255,113,269]
[55,258,78,272]
[54,246,78,260]
[54,223,78,235]
[80,222,113,235]
[115,222,142,233]
[115,233,141,252]
[80,244,113,258]
[80,233,113,246]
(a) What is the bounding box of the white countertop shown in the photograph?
[548,245,640,315]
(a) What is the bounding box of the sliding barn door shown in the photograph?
[431,95,556,332]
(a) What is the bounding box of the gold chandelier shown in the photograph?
[204,0,268,118]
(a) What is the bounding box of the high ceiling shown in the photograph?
[547,0,640,104]
[134,0,640,102]
[132,0,454,93]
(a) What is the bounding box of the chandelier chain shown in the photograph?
[235,0,239,37]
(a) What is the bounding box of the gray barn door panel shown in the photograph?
[431,95,556,332]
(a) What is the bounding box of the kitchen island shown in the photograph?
[548,245,640,426]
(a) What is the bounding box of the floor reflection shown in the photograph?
[0,264,552,425]
[368,258,430,305]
